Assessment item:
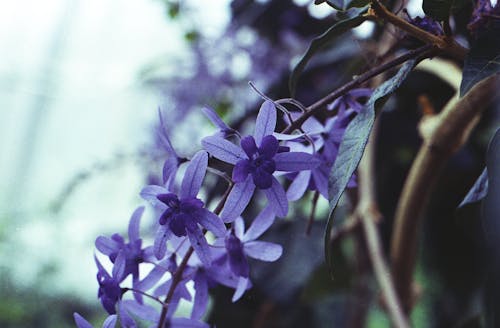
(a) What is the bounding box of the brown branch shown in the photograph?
[157,186,230,328]
[370,0,468,60]
[390,74,500,314]
[282,45,434,134]
[356,119,410,328]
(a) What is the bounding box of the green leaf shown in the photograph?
[317,0,370,11]
[483,128,500,247]
[324,60,417,271]
[289,12,367,96]
[460,21,500,96]
[483,128,500,328]
[458,168,488,208]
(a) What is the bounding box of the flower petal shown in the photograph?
[258,135,279,157]
[128,206,144,242]
[102,315,118,328]
[202,106,232,133]
[254,100,277,145]
[118,302,136,327]
[252,169,273,189]
[243,205,275,242]
[121,300,159,322]
[73,313,94,328]
[263,176,288,217]
[232,276,250,302]
[202,136,247,164]
[187,226,212,267]
[140,185,169,209]
[170,318,210,328]
[112,251,126,281]
[286,170,311,201]
[180,150,208,199]
[154,225,172,260]
[312,166,329,198]
[221,177,256,222]
[274,152,320,172]
[234,217,245,239]
[162,157,178,187]
[95,236,120,256]
[232,159,251,183]
[244,241,282,261]
[135,265,168,292]
[197,209,226,237]
[192,272,209,320]
[240,136,258,158]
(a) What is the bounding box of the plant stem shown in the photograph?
[282,45,434,134]
[157,247,195,328]
[390,74,500,314]
[357,118,410,328]
[370,0,467,60]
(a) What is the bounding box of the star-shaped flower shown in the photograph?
[141,150,226,265]
[202,101,320,221]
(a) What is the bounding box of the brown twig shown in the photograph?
[356,119,410,328]
[282,45,435,134]
[157,185,230,328]
[390,74,500,314]
[370,0,467,60]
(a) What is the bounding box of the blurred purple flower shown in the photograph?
[73,313,117,328]
[212,206,281,302]
[202,101,320,220]
[95,256,124,315]
[95,207,151,285]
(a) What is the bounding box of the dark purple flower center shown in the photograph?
[97,272,122,314]
[234,135,280,189]
[109,234,144,278]
[225,232,249,278]
[157,193,204,237]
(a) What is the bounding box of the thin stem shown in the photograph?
[282,45,434,134]
[157,247,195,328]
[361,213,410,328]
[124,288,164,305]
[306,191,320,235]
[390,75,500,314]
[156,184,232,328]
[370,0,467,60]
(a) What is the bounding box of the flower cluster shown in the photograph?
[74,95,368,327]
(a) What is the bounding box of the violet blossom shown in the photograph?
[141,150,226,266]
[202,100,320,220]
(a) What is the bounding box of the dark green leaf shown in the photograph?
[460,21,500,96]
[458,168,488,208]
[324,60,417,271]
[289,13,367,96]
[317,0,370,11]
[483,128,500,328]
[483,128,500,246]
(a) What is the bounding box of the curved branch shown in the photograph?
[390,74,500,314]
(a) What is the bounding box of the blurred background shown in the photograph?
[1,0,498,327]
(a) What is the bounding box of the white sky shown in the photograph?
[0,0,230,301]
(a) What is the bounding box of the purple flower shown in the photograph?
[95,207,150,283]
[468,0,500,35]
[405,14,444,36]
[95,256,124,315]
[141,150,226,265]
[201,106,236,138]
[74,313,117,328]
[158,109,181,189]
[212,207,281,301]
[202,101,320,220]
